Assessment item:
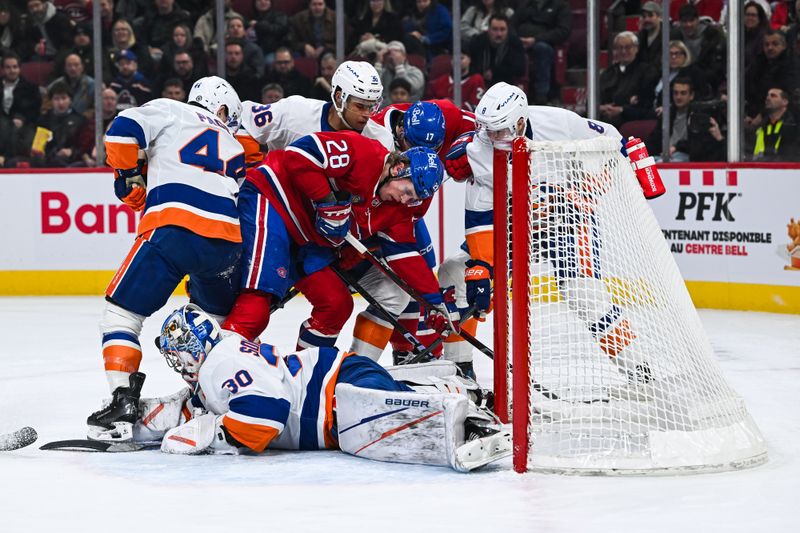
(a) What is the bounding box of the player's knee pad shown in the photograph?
[385,359,458,383]
[335,382,468,471]
[99,302,145,384]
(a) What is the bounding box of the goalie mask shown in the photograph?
[158,304,221,383]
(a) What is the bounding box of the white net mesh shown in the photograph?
[504,137,767,474]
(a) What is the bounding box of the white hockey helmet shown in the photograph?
[474,82,529,144]
[158,304,221,383]
[330,60,383,114]
[188,76,243,131]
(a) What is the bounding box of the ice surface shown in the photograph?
[0,296,797,532]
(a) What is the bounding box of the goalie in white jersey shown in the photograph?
[134,304,510,472]
[441,82,654,383]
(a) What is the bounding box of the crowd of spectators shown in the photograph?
[0,0,799,167]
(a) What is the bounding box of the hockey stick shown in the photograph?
[404,300,484,365]
[270,286,299,313]
[0,427,37,451]
[40,439,158,452]
[344,234,495,360]
[329,264,442,358]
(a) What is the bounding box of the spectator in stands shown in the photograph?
[224,40,260,102]
[0,52,41,166]
[670,0,724,22]
[227,14,265,77]
[375,40,425,101]
[262,46,312,98]
[427,51,486,110]
[353,0,403,52]
[0,2,25,58]
[599,31,658,126]
[53,21,105,81]
[653,40,710,106]
[672,3,727,92]
[99,0,115,46]
[290,0,336,59]
[744,0,771,67]
[159,50,202,95]
[110,49,153,111]
[194,0,243,54]
[76,87,119,167]
[32,81,87,167]
[402,0,452,57]
[785,0,800,52]
[468,13,526,88]
[309,51,337,100]
[745,29,800,118]
[251,0,291,66]
[161,77,186,100]
[511,0,571,104]
[752,86,800,160]
[388,77,412,104]
[48,53,94,116]
[646,78,696,161]
[460,0,514,48]
[112,0,145,24]
[159,23,208,80]
[261,82,283,103]
[107,19,154,81]
[637,1,663,68]
[21,0,75,61]
[134,0,191,59]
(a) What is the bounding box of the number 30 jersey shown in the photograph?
[105,98,245,242]
[196,333,351,452]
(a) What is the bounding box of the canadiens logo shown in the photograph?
[276,267,287,278]
[352,194,362,204]
[371,198,381,207]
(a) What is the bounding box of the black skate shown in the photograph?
[456,417,513,471]
[455,361,477,381]
[87,372,146,442]
[626,362,653,385]
[464,416,500,441]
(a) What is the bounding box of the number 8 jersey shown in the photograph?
[105,98,245,242]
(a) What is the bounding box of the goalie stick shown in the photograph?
[0,426,37,451]
[40,439,159,452]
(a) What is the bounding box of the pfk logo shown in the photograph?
[675,170,740,222]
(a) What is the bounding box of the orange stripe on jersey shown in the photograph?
[138,208,242,243]
[222,415,280,452]
[105,141,140,170]
[465,230,494,267]
[106,230,153,296]
[236,134,264,166]
[576,224,594,278]
[102,344,142,373]
[352,313,393,352]
[322,351,356,449]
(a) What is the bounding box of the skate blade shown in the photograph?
[454,430,513,472]
[87,421,134,442]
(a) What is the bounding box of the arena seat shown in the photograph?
[20,61,54,87]
[619,119,658,141]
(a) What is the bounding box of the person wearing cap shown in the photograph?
[637,1,663,68]
[375,40,425,101]
[672,3,727,92]
[109,49,154,112]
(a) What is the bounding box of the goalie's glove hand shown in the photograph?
[114,167,147,211]
[445,131,475,183]
[314,200,352,247]
[161,413,242,455]
[465,259,493,316]
[423,287,459,337]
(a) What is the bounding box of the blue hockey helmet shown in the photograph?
[403,102,446,150]
[396,146,444,201]
[158,304,221,383]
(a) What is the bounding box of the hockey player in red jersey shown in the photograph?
[221,131,452,354]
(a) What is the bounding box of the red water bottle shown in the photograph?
[626,136,665,199]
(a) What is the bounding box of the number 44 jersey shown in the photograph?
[105,98,245,242]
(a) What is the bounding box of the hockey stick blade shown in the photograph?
[40,439,158,452]
[0,426,38,451]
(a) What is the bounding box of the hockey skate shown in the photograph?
[87,372,146,442]
[392,350,434,366]
[454,416,512,471]
[455,361,477,381]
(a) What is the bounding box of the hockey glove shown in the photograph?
[465,259,493,316]
[423,287,459,336]
[114,167,147,211]
[161,413,241,455]
[445,131,475,183]
[314,200,352,247]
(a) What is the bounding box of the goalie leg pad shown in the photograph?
[99,302,145,390]
[161,413,240,455]
[134,387,194,442]
[335,383,467,471]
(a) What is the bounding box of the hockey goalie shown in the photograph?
[123,305,510,472]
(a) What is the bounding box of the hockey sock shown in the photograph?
[443,317,479,363]
[221,290,273,341]
[351,308,395,360]
[297,317,340,350]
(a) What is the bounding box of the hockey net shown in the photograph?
[492,136,767,474]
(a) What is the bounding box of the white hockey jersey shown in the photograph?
[105,98,244,242]
[195,334,349,452]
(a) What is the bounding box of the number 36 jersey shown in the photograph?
[196,333,351,452]
[105,98,245,242]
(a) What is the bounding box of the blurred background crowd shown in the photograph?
[0,0,798,167]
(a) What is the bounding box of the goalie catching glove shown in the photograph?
[113,166,147,211]
[445,131,475,182]
[161,413,243,455]
[465,260,492,316]
[314,199,352,247]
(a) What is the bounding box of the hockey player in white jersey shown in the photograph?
[136,304,510,472]
[87,77,245,441]
[236,60,383,164]
[441,82,657,383]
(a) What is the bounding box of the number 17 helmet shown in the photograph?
[474,82,528,142]
[403,101,446,150]
[188,76,243,131]
[158,304,221,383]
